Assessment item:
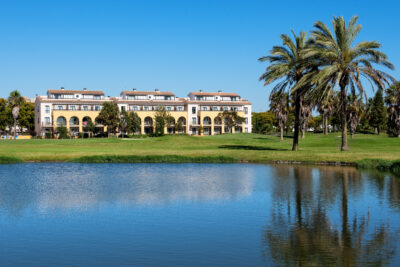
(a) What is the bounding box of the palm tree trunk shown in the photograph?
[13,119,17,139]
[292,93,301,151]
[280,124,284,141]
[340,87,348,151]
[301,128,305,139]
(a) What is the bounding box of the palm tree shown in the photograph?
[385,82,400,137]
[259,31,313,151]
[8,90,24,139]
[269,92,288,141]
[301,15,395,150]
[299,99,312,138]
[347,94,363,138]
[318,93,336,134]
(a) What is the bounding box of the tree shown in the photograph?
[347,94,363,138]
[270,92,289,141]
[369,89,387,134]
[95,102,120,136]
[385,82,400,137]
[302,15,394,150]
[259,31,313,150]
[299,99,312,138]
[318,93,336,134]
[252,111,276,134]
[218,110,245,133]
[154,106,172,136]
[56,125,69,139]
[0,98,12,135]
[119,110,129,137]
[18,101,35,134]
[175,121,183,133]
[127,111,141,134]
[83,119,95,137]
[8,90,24,139]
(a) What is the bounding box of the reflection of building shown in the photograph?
[34,88,252,136]
[0,164,254,213]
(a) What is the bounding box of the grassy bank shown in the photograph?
[69,155,236,163]
[355,159,400,176]
[0,133,399,164]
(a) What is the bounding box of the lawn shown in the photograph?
[0,133,399,163]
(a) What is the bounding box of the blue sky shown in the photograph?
[0,0,399,111]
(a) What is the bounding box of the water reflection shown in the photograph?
[0,163,254,215]
[264,165,400,266]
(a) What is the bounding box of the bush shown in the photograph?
[45,132,52,139]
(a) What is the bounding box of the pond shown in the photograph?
[0,163,399,266]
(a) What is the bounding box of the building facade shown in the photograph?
[35,88,252,136]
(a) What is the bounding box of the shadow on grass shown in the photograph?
[218,145,288,151]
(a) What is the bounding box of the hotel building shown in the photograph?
[35,88,252,136]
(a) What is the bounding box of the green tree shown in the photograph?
[56,125,69,139]
[119,110,130,137]
[252,111,276,134]
[218,110,245,133]
[8,90,24,139]
[385,82,400,137]
[259,31,313,150]
[369,89,387,134]
[175,121,183,133]
[270,92,289,140]
[18,101,35,134]
[127,111,141,134]
[154,106,172,136]
[301,15,394,150]
[0,98,12,135]
[96,102,120,136]
[83,119,95,137]
[317,93,336,134]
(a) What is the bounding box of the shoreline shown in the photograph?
[1,155,399,177]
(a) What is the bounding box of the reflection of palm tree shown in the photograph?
[264,166,398,266]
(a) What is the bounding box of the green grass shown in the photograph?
[0,133,400,164]
[0,156,24,164]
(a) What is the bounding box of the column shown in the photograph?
[211,119,214,136]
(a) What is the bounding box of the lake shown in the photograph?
[0,163,399,266]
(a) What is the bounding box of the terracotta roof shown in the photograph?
[187,100,251,105]
[117,100,186,105]
[189,92,240,97]
[47,89,104,95]
[122,90,174,96]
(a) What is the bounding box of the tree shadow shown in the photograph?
[218,145,288,151]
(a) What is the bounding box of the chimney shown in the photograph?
[61,87,64,90]
[132,88,137,91]
[155,89,159,92]
[83,88,87,91]
[199,89,203,92]
[218,90,222,93]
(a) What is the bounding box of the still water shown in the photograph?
[0,163,399,266]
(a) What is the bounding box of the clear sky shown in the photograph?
[0,0,399,111]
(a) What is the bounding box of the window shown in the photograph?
[202,106,208,111]
[70,105,76,111]
[144,106,149,111]
[83,106,88,111]
[121,106,126,111]
[37,118,39,123]
[95,106,101,111]
[58,105,63,110]
[45,105,50,113]
[245,127,248,133]
[45,117,50,124]
[233,107,238,111]
[244,107,248,114]
[177,106,183,111]
[132,106,139,111]
[192,107,196,114]
[196,96,203,101]
[223,106,228,111]
[213,106,218,111]
[94,95,101,100]
[245,118,248,124]
[165,96,171,100]
[231,97,237,101]
[166,106,172,111]
[192,117,196,124]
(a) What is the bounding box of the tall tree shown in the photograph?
[302,15,394,150]
[0,98,12,135]
[318,93,336,134]
[18,101,35,134]
[299,99,312,138]
[385,82,400,137]
[369,89,387,134]
[269,92,289,141]
[8,90,24,139]
[96,102,120,136]
[259,31,313,150]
